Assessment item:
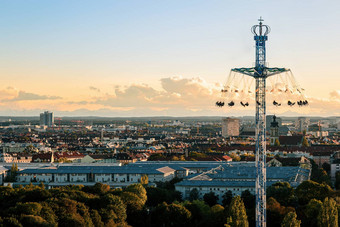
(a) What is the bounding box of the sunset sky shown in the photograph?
[0,0,339,117]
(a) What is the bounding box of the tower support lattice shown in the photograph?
[229,18,290,227]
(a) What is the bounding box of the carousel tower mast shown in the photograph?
[231,18,289,227]
[253,17,268,227]
[216,19,308,226]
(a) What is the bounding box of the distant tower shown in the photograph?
[222,117,240,137]
[101,128,104,141]
[296,117,309,132]
[270,115,279,146]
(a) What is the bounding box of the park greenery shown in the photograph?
[0,176,339,227]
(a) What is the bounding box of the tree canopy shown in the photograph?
[318,197,338,227]
[281,211,301,227]
[227,196,248,227]
[295,180,333,205]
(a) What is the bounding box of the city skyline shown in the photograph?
[0,1,339,116]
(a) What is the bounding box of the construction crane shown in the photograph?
[54,117,62,130]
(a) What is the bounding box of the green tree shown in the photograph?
[149,153,165,161]
[274,138,281,146]
[210,204,225,227]
[125,184,147,205]
[317,170,331,186]
[222,190,233,207]
[318,197,338,227]
[281,211,301,227]
[83,183,110,195]
[304,199,322,227]
[203,192,218,207]
[149,202,169,227]
[1,217,23,227]
[189,188,199,201]
[322,162,331,173]
[121,190,146,227]
[11,202,42,216]
[40,204,57,226]
[295,180,333,205]
[267,197,295,227]
[149,202,191,227]
[335,172,340,190]
[120,191,144,211]
[267,182,295,206]
[55,198,93,227]
[241,190,255,209]
[168,203,191,226]
[99,194,127,224]
[171,156,179,161]
[141,174,148,185]
[5,163,18,182]
[240,190,255,226]
[227,196,248,227]
[90,209,104,227]
[146,187,170,207]
[302,137,309,147]
[182,200,211,227]
[59,213,87,227]
[179,155,186,161]
[20,215,49,227]
[311,160,332,186]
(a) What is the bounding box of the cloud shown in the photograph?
[0,87,19,100]
[76,76,340,116]
[304,97,340,115]
[0,77,338,117]
[10,91,62,101]
[95,84,160,107]
[93,77,219,109]
[330,90,340,100]
[89,86,101,92]
[67,101,90,105]
[0,87,62,101]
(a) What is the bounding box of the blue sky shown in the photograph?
[0,1,339,116]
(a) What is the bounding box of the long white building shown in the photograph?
[15,165,177,187]
[175,164,310,202]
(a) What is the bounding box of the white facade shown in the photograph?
[176,184,255,202]
[16,166,176,186]
[307,131,329,137]
[55,174,68,183]
[69,174,87,182]
[330,163,340,182]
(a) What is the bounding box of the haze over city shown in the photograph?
[0,0,339,117]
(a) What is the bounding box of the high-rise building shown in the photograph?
[40,111,54,127]
[296,117,310,132]
[222,117,240,137]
